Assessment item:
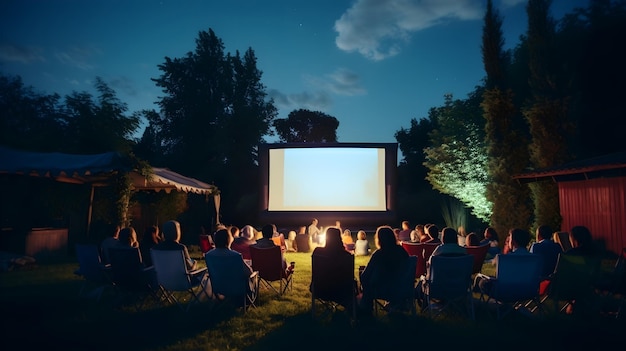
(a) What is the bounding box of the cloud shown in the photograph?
[54,46,100,70]
[306,68,366,96]
[334,0,483,61]
[268,89,332,112]
[0,43,45,64]
[267,67,366,114]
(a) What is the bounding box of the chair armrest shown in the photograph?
[249,271,259,279]
[189,267,208,278]
[141,266,154,273]
[475,273,491,280]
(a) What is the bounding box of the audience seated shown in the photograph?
[416,227,466,302]
[310,227,357,311]
[100,224,121,265]
[358,225,409,315]
[118,227,139,249]
[465,232,480,247]
[308,218,322,244]
[229,225,240,239]
[140,225,160,267]
[502,234,512,255]
[530,224,562,278]
[285,230,297,252]
[231,225,257,260]
[205,228,256,298]
[153,220,197,271]
[393,228,401,241]
[354,230,370,256]
[430,227,466,259]
[342,229,355,252]
[562,225,602,314]
[424,224,441,244]
[457,226,468,246]
[251,224,287,270]
[566,225,598,257]
[410,224,425,243]
[480,227,501,258]
[473,228,532,296]
[294,225,312,253]
[397,220,412,242]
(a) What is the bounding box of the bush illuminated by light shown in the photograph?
[424,139,492,223]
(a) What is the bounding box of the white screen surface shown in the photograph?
[268,147,386,211]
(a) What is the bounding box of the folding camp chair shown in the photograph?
[401,242,424,279]
[205,253,259,314]
[74,243,112,301]
[311,251,357,322]
[542,253,601,315]
[295,234,311,253]
[420,254,475,319]
[150,249,209,312]
[465,244,490,275]
[420,243,440,278]
[199,235,213,256]
[249,245,293,295]
[476,254,544,319]
[372,255,417,315]
[108,247,159,310]
[553,232,572,252]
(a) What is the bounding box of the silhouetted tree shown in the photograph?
[149,29,277,224]
[481,0,532,239]
[133,109,165,165]
[273,109,339,143]
[0,74,64,151]
[523,0,572,230]
[558,1,626,158]
[62,77,140,154]
[394,115,444,224]
[0,73,139,154]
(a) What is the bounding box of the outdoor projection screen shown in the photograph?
[269,148,385,211]
[260,143,397,213]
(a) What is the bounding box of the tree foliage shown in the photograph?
[394,116,445,224]
[481,0,532,238]
[145,28,277,224]
[273,109,339,143]
[523,0,572,230]
[0,74,139,154]
[423,91,492,222]
[61,77,140,154]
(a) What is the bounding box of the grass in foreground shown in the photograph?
[0,247,624,351]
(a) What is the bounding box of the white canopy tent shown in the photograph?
[0,146,220,233]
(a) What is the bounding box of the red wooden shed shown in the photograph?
[513,151,626,256]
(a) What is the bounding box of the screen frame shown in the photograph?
[258,142,397,227]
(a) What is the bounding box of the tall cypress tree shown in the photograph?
[481,0,532,239]
[523,0,573,231]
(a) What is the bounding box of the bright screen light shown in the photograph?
[267,147,386,211]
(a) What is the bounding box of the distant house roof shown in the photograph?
[513,151,626,183]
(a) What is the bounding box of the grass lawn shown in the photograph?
[1,245,624,351]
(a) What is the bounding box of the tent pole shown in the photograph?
[86,185,95,237]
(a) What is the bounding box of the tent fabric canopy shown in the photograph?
[0,146,128,175]
[130,167,217,195]
[0,146,217,195]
